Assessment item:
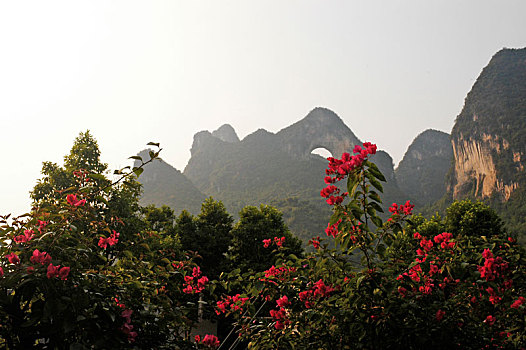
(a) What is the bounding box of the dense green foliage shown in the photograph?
[217,144,526,349]
[0,133,208,348]
[228,204,303,273]
[2,130,526,349]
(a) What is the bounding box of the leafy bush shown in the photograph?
[216,142,526,349]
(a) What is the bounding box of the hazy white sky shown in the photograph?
[1,1,525,215]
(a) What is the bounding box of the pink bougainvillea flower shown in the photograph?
[58,266,70,280]
[121,309,133,323]
[484,315,496,326]
[202,334,220,348]
[14,229,35,244]
[274,236,285,247]
[436,309,446,321]
[38,220,48,233]
[309,236,321,249]
[47,263,60,279]
[262,239,271,248]
[276,295,290,308]
[30,249,52,265]
[6,253,20,265]
[511,296,525,309]
[66,194,86,207]
[98,230,119,249]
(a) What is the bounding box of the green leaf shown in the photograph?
[368,175,383,192]
[347,172,360,195]
[133,167,144,177]
[369,191,382,204]
[147,142,160,147]
[95,196,109,206]
[371,215,383,228]
[367,162,387,182]
[369,201,384,213]
[129,155,143,161]
[377,243,386,258]
[356,275,366,288]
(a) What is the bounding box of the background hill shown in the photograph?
[135,48,526,244]
[137,108,407,243]
[136,149,206,215]
[395,129,453,207]
[447,48,526,239]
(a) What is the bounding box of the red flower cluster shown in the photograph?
[298,279,335,308]
[276,295,290,308]
[435,309,446,321]
[216,294,250,315]
[325,142,377,178]
[47,263,70,280]
[31,249,52,265]
[309,236,321,249]
[477,249,509,282]
[6,252,20,265]
[183,266,208,294]
[98,230,120,249]
[270,306,289,330]
[388,200,414,216]
[325,219,341,238]
[114,295,126,309]
[433,232,455,249]
[195,334,220,348]
[397,233,462,297]
[120,309,138,343]
[321,143,377,205]
[262,236,285,248]
[172,261,185,269]
[37,220,48,233]
[484,315,496,326]
[13,229,35,244]
[510,296,525,309]
[262,265,296,282]
[66,194,86,207]
[320,185,345,206]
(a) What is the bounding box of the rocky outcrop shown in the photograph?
[396,129,453,206]
[277,107,361,159]
[450,48,526,202]
[212,124,240,143]
[276,107,400,193]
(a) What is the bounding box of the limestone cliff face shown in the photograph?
[396,129,452,206]
[451,134,520,200]
[449,48,526,202]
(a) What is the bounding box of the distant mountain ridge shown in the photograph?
[138,108,407,242]
[136,48,526,242]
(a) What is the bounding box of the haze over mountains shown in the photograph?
[138,48,526,243]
